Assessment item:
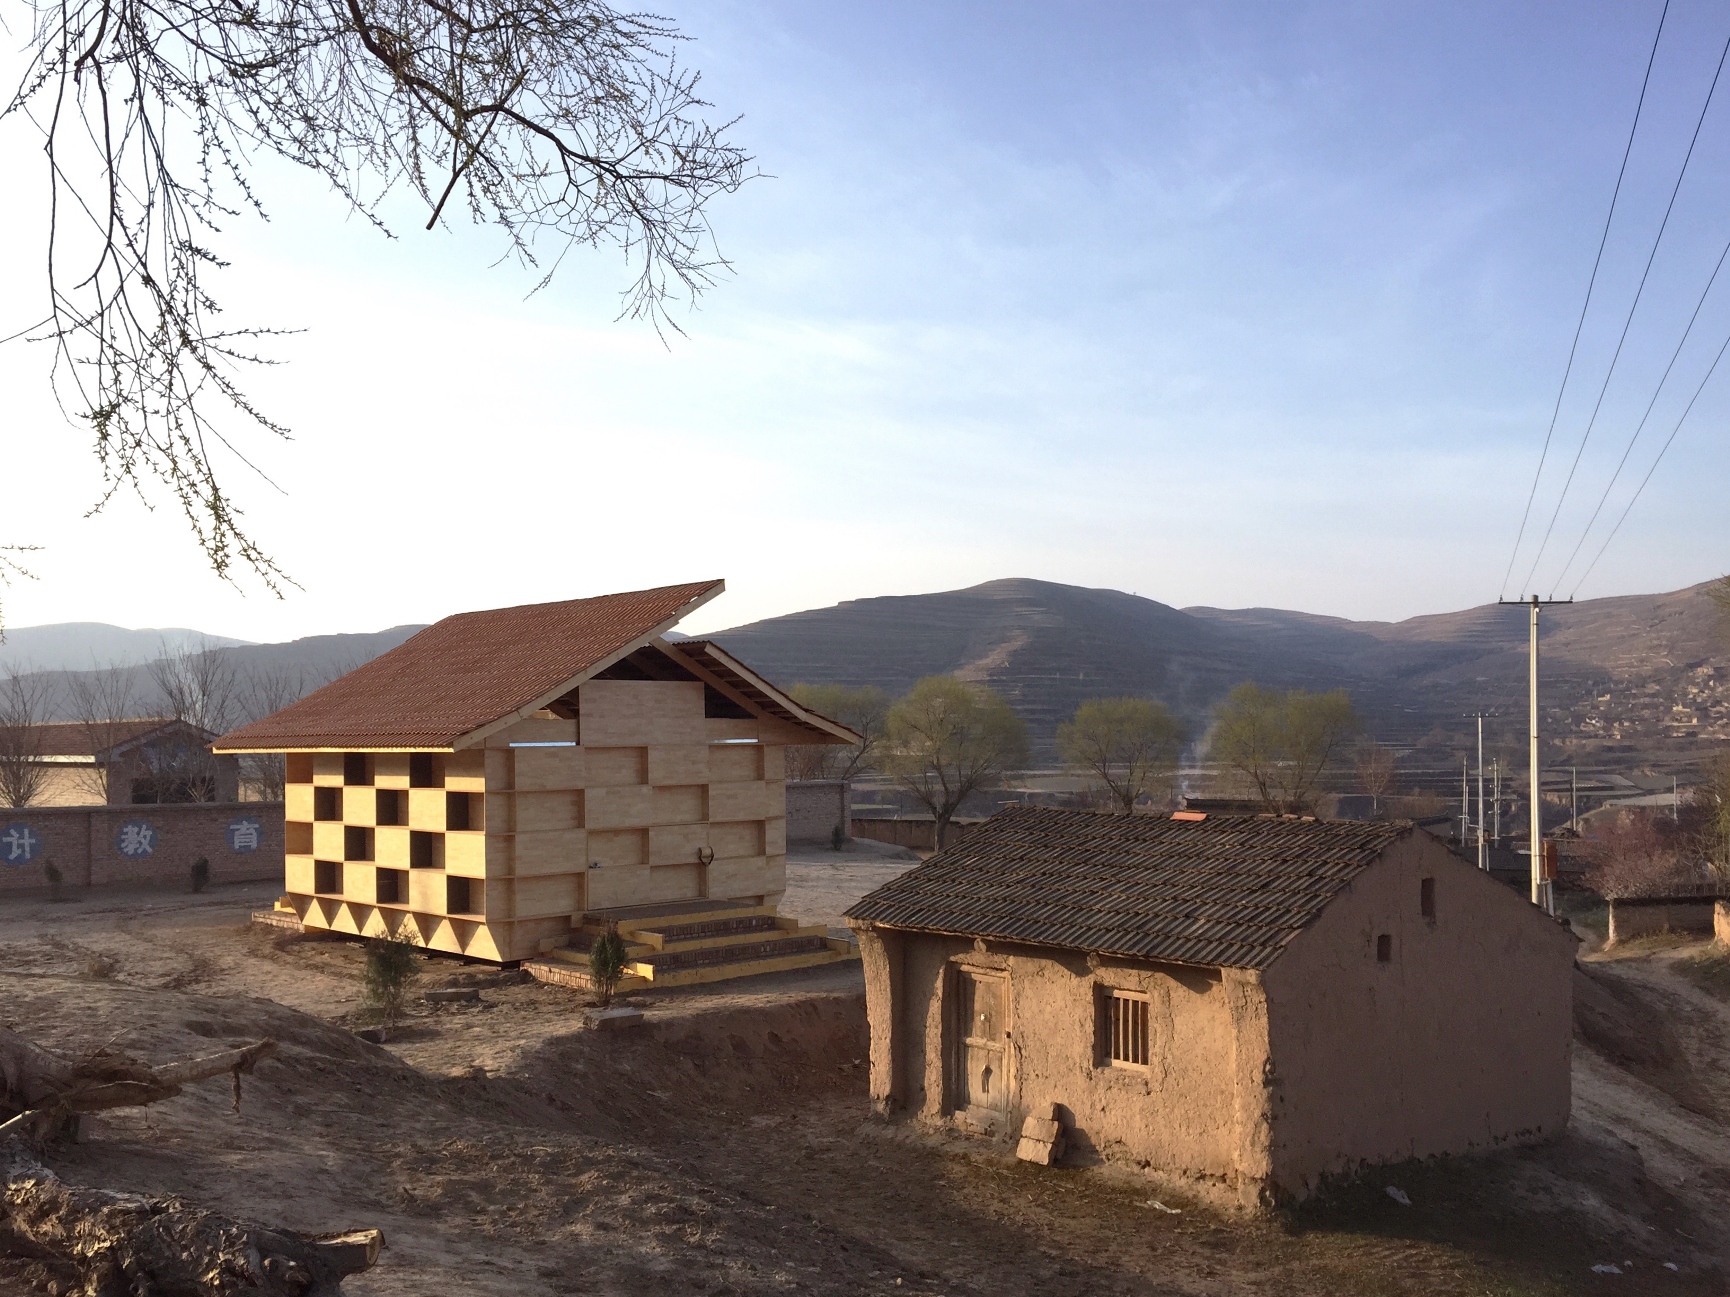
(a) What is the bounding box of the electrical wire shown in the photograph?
[1520,20,1730,597]
[1569,321,1730,595]
[1553,231,1730,590]
[1499,0,1671,602]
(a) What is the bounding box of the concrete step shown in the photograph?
[629,944,859,989]
[524,958,651,994]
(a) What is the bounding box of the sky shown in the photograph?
[2,0,1729,642]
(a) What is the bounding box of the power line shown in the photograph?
[1570,321,1730,595]
[1499,0,1671,601]
[1520,21,1730,597]
[1553,231,1730,589]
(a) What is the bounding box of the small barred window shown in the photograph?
[1104,991,1150,1067]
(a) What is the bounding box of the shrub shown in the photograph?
[830,822,847,851]
[43,858,63,902]
[190,856,210,893]
[363,932,421,1026]
[589,923,630,1008]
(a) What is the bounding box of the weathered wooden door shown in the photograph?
[954,969,1009,1118]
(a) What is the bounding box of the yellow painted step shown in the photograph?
[544,942,654,966]
[633,920,829,954]
[626,944,860,988]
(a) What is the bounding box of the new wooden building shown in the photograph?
[215,581,862,974]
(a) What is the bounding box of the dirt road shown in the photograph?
[2,881,1726,1295]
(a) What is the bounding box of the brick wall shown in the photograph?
[0,803,283,897]
[786,780,850,844]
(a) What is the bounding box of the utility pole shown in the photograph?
[1460,758,1469,849]
[1499,594,1572,912]
[1571,766,1578,833]
[1493,759,1502,845]
[1477,715,1487,870]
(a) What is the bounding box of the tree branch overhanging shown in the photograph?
[5,0,749,587]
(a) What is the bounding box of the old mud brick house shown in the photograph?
[216,581,863,980]
[845,807,1576,1205]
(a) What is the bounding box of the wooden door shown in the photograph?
[955,969,1008,1118]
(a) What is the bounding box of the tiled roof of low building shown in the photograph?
[25,718,189,758]
[845,805,1412,971]
[215,581,724,751]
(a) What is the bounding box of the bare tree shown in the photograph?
[0,666,51,808]
[6,0,749,589]
[67,664,140,803]
[787,684,889,781]
[143,639,239,801]
[1353,739,1398,817]
[232,663,310,800]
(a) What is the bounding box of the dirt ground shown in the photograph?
[3,868,1729,1296]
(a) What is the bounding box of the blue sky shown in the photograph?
[1,0,1727,641]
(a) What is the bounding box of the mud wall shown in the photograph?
[1608,898,1715,944]
[1261,834,1576,1198]
[0,802,283,897]
[854,923,1258,1194]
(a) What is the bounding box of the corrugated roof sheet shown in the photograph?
[844,805,1412,971]
[214,581,723,751]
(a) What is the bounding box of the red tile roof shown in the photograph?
[214,581,724,751]
[846,805,1414,970]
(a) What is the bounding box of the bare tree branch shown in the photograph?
[5,0,749,585]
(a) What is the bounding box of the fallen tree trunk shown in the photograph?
[3,1137,382,1295]
[0,1029,278,1129]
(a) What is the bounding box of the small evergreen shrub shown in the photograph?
[43,858,63,902]
[190,856,210,893]
[830,823,847,851]
[589,923,630,1008]
[363,932,421,1026]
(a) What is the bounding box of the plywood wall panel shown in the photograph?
[445,833,487,877]
[761,745,786,781]
[512,746,586,791]
[651,785,706,825]
[586,785,655,829]
[312,822,345,859]
[490,717,578,747]
[707,855,772,900]
[646,862,702,903]
[514,790,583,833]
[647,744,708,786]
[649,823,708,865]
[408,789,447,831]
[584,747,648,787]
[285,784,314,821]
[444,749,487,790]
[588,828,648,868]
[312,753,345,784]
[709,780,767,822]
[708,744,763,783]
[580,681,705,746]
[513,830,587,876]
[375,827,410,869]
[373,754,410,788]
[514,874,579,921]
[708,821,765,859]
[764,816,787,857]
[409,869,446,913]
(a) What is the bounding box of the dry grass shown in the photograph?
[1670,942,1730,1002]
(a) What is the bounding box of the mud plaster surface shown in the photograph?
[0,875,1727,1295]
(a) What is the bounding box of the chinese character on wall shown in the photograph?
[0,823,41,865]
[228,817,262,853]
[115,819,158,859]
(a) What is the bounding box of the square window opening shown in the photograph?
[376,788,406,827]
[446,791,474,832]
[376,868,405,906]
[1101,990,1150,1068]
[343,753,373,786]
[286,753,314,785]
[410,831,444,870]
[1420,877,1436,920]
[313,786,342,822]
[343,825,374,862]
[447,875,478,915]
[409,754,444,788]
[1376,934,1393,962]
[313,859,342,895]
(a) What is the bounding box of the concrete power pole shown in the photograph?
[1500,594,1571,912]
[1493,759,1502,845]
[1477,715,1486,870]
[1460,758,1469,849]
